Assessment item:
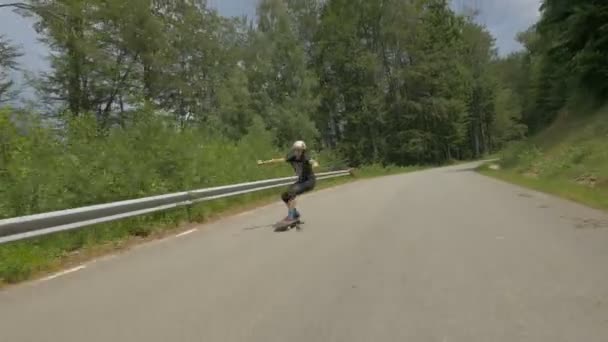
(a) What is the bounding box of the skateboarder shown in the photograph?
[257,141,319,224]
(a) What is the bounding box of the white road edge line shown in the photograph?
[41,265,86,282]
[176,229,197,238]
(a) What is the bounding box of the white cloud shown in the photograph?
[476,0,543,55]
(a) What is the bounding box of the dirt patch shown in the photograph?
[575,174,598,188]
[523,169,540,179]
[595,178,608,189]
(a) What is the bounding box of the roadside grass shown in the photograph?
[479,107,608,212]
[479,167,608,211]
[0,165,419,287]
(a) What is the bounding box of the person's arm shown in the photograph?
[257,157,286,166]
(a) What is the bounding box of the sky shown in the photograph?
[0,0,542,100]
[468,0,542,54]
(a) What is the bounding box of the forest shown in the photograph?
[1,0,606,218]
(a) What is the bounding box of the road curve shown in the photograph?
[1,162,608,342]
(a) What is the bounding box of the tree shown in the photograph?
[461,20,498,157]
[248,0,319,147]
[285,0,322,58]
[212,66,254,140]
[312,0,502,165]
[509,0,608,134]
[491,53,528,147]
[0,35,23,104]
[314,0,393,164]
[538,0,608,98]
[7,0,521,167]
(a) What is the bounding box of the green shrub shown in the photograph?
[499,141,543,171]
[0,109,290,219]
[0,108,297,283]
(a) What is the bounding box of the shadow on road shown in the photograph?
[242,223,274,231]
[444,166,479,173]
[243,222,305,232]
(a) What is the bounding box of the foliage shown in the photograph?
[0,107,287,219]
[312,0,506,165]
[0,35,23,104]
[7,0,606,167]
[1,0,520,163]
[499,1,608,134]
[483,109,608,210]
[488,0,608,211]
[248,0,320,147]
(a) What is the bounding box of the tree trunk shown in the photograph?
[473,122,480,158]
[66,26,83,116]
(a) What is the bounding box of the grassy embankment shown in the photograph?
[480,107,608,210]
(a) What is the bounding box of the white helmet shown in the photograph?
[292,140,307,150]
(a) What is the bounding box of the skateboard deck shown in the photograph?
[273,219,304,232]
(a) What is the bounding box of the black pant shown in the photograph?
[281,178,316,203]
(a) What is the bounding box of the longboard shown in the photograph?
[273,219,304,232]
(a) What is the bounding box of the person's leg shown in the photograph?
[288,197,298,219]
[281,185,298,220]
[289,179,315,220]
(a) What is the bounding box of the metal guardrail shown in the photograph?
[0,170,353,245]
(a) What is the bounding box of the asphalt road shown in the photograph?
[1,162,608,342]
